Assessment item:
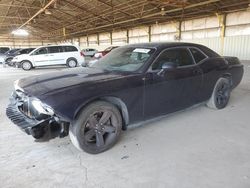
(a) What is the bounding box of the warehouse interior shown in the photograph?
[0,0,250,188]
[0,0,250,60]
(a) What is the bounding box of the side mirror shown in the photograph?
[161,62,177,70]
[157,62,177,76]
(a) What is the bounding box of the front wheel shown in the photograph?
[206,78,231,109]
[69,101,122,154]
[21,61,32,71]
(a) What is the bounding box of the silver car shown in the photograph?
[81,48,97,57]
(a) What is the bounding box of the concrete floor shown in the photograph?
[0,63,250,188]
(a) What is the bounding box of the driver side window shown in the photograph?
[152,48,194,70]
[33,48,48,55]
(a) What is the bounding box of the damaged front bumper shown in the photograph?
[6,95,69,141]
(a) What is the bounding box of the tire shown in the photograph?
[21,61,32,71]
[69,101,122,154]
[206,77,231,109]
[5,58,12,66]
[67,58,77,68]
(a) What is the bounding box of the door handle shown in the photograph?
[193,69,202,75]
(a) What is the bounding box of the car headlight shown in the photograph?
[31,98,54,116]
[14,79,24,92]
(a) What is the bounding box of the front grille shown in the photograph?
[6,102,39,130]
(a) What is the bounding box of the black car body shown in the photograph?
[6,42,243,153]
[5,48,35,66]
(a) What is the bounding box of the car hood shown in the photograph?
[14,54,29,59]
[17,67,126,97]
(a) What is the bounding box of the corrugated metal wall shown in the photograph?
[181,37,221,54]
[74,10,250,60]
[224,35,250,60]
[0,39,56,48]
[4,10,246,59]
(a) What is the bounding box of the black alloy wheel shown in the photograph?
[69,101,122,154]
[82,111,117,147]
[207,77,231,109]
[215,81,230,109]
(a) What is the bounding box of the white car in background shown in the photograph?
[12,45,85,70]
[81,48,97,57]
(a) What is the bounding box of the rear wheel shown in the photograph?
[67,58,77,68]
[69,101,122,154]
[206,78,231,109]
[21,61,32,71]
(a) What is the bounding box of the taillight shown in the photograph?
[80,52,84,57]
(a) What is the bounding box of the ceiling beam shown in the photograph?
[56,0,220,37]
[0,3,40,9]
[96,0,138,19]
[63,0,113,24]
[17,0,57,29]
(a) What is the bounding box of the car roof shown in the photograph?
[123,42,206,49]
[120,42,220,58]
[35,44,78,49]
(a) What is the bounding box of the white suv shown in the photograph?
[12,45,85,70]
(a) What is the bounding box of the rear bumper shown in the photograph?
[6,96,69,140]
[229,64,244,89]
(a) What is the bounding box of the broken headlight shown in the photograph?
[31,98,54,116]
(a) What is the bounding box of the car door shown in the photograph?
[31,47,49,66]
[47,46,64,65]
[143,47,203,118]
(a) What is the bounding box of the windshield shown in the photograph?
[92,47,155,72]
[5,49,19,55]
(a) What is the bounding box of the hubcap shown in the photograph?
[23,62,31,69]
[68,60,76,67]
[82,111,117,148]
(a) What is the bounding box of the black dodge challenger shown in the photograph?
[6,43,243,154]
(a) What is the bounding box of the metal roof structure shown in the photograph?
[0,0,249,40]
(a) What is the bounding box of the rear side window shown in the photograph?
[63,46,78,52]
[190,48,207,63]
[48,46,63,53]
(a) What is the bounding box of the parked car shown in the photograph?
[0,47,10,54]
[6,48,35,66]
[3,48,22,66]
[86,46,119,67]
[6,42,243,154]
[94,46,119,58]
[12,45,85,70]
[81,48,97,57]
[0,47,11,64]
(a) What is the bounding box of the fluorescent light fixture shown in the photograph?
[11,29,29,36]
